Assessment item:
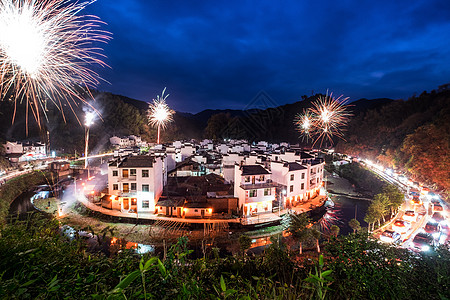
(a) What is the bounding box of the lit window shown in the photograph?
[142,200,150,208]
[249,189,257,197]
[290,174,294,181]
[112,170,118,177]
[290,185,294,192]
[142,184,149,192]
[142,170,149,177]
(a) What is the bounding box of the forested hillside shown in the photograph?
[335,90,450,193]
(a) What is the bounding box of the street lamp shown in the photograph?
[84,111,95,177]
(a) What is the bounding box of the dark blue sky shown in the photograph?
[85,0,450,113]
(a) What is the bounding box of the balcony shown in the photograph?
[240,180,279,190]
[118,175,137,182]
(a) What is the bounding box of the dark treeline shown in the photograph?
[1,89,448,193]
[335,90,450,195]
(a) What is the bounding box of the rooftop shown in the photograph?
[285,162,307,171]
[241,165,270,176]
[112,155,155,168]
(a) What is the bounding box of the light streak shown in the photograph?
[0,0,111,130]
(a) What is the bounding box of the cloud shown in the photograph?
[85,0,450,112]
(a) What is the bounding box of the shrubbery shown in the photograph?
[0,171,50,223]
[0,214,449,299]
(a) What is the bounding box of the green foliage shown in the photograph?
[336,90,450,195]
[304,255,333,300]
[337,163,385,195]
[238,234,252,258]
[0,214,449,299]
[0,171,50,224]
[348,218,361,233]
[325,232,450,300]
[289,213,321,253]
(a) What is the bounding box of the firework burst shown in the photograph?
[294,109,315,140]
[0,0,111,130]
[147,88,174,144]
[295,92,351,147]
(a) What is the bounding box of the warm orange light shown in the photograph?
[90,191,94,195]
[183,208,188,212]
[208,208,212,213]
[110,195,116,201]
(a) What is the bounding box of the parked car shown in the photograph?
[432,203,444,212]
[411,232,435,252]
[432,212,445,223]
[402,210,417,223]
[380,230,402,244]
[424,221,442,241]
[392,220,411,233]
[411,196,422,206]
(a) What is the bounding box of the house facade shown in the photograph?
[234,164,278,216]
[107,155,165,213]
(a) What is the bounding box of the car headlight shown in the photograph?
[421,245,430,252]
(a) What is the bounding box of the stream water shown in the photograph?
[8,171,373,255]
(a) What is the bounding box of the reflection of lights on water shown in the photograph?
[136,244,154,254]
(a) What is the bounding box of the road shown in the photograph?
[364,160,449,251]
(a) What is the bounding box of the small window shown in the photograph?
[142,184,149,192]
[112,170,118,177]
[301,173,305,179]
[195,209,198,212]
[249,189,257,197]
[142,200,150,208]
[301,183,304,190]
[264,188,271,196]
[290,185,294,193]
[131,183,137,190]
[245,176,250,182]
[130,169,136,176]
[259,175,265,181]
[290,174,294,181]
[142,170,149,177]
[113,184,118,190]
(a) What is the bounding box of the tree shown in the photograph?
[330,225,340,238]
[288,214,321,254]
[204,113,232,140]
[348,219,361,233]
[238,234,251,260]
[382,185,404,216]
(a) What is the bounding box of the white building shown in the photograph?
[4,141,47,161]
[234,164,277,216]
[108,155,165,213]
[110,135,146,148]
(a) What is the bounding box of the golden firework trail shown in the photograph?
[0,0,111,131]
[147,87,174,144]
[295,92,351,147]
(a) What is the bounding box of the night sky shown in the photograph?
[85,0,450,113]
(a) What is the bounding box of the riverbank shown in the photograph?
[325,170,372,234]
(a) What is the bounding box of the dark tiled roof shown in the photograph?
[299,151,314,159]
[285,162,307,171]
[184,202,212,208]
[241,165,270,175]
[118,156,154,168]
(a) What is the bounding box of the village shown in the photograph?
[72,137,327,226]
